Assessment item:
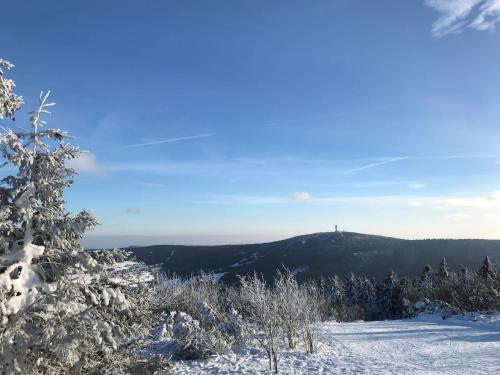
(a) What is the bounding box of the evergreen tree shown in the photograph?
[419,264,435,298]
[329,274,345,304]
[0,61,97,324]
[359,277,377,320]
[381,270,405,319]
[437,257,450,280]
[345,272,360,305]
[0,59,163,374]
[478,256,495,280]
[421,264,434,283]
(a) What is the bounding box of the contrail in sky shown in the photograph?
[348,157,410,173]
[347,154,500,173]
[118,133,215,149]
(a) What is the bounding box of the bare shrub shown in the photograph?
[274,269,303,350]
[239,273,281,373]
[299,281,322,354]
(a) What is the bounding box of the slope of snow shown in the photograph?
[230,252,260,268]
[173,314,500,374]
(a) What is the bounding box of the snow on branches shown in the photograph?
[0,59,164,374]
[0,64,97,326]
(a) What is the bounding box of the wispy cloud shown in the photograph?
[118,133,215,149]
[203,195,288,205]
[348,157,409,173]
[107,162,170,173]
[425,0,500,37]
[203,194,412,206]
[67,152,107,176]
[348,154,499,174]
[446,213,474,221]
[119,154,500,180]
[290,192,312,202]
[410,190,500,209]
[262,105,390,127]
[125,207,141,215]
[408,183,426,190]
[205,190,500,210]
[133,182,166,188]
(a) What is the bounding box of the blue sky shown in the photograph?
[2,0,500,247]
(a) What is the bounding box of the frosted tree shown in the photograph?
[419,264,434,294]
[380,270,406,319]
[0,59,166,374]
[0,59,23,120]
[274,269,302,349]
[329,274,345,304]
[359,277,377,320]
[239,273,281,373]
[478,256,495,280]
[437,257,450,280]
[345,272,360,305]
[299,281,321,354]
[0,60,98,325]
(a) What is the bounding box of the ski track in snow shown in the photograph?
[174,315,500,374]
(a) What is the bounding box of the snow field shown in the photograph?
[174,314,500,374]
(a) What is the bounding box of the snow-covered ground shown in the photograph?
[174,313,500,374]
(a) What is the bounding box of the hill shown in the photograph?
[128,232,500,283]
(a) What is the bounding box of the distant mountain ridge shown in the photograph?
[128,232,500,283]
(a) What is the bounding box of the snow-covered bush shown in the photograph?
[158,272,222,319]
[218,304,245,344]
[195,301,218,328]
[274,269,303,350]
[154,273,246,360]
[161,310,230,360]
[239,273,281,373]
[299,281,321,354]
[271,269,322,353]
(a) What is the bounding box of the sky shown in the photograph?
[1,0,500,247]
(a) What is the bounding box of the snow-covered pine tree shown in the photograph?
[478,256,495,280]
[0,60,97,325]
[420,264,434,284]
[380,270,406,319]
[437,257,450,280]
[326,274,347,320]
[418,263,435,299]
[329,274,345,304]
[0,59,166,374]
[473,256,499,310]
[344,272,364,320]
[359,277,377,320]
[345,272,360,305]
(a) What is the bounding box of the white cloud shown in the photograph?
[125,207,141,215]
[425,0,500,36]
[446,213,474,221]
[410,190,500,209]
[67,153,106,176]
[206,190,500,211]
[409,200,423,207]
[290,192,312,202]
[408,183,426,190]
